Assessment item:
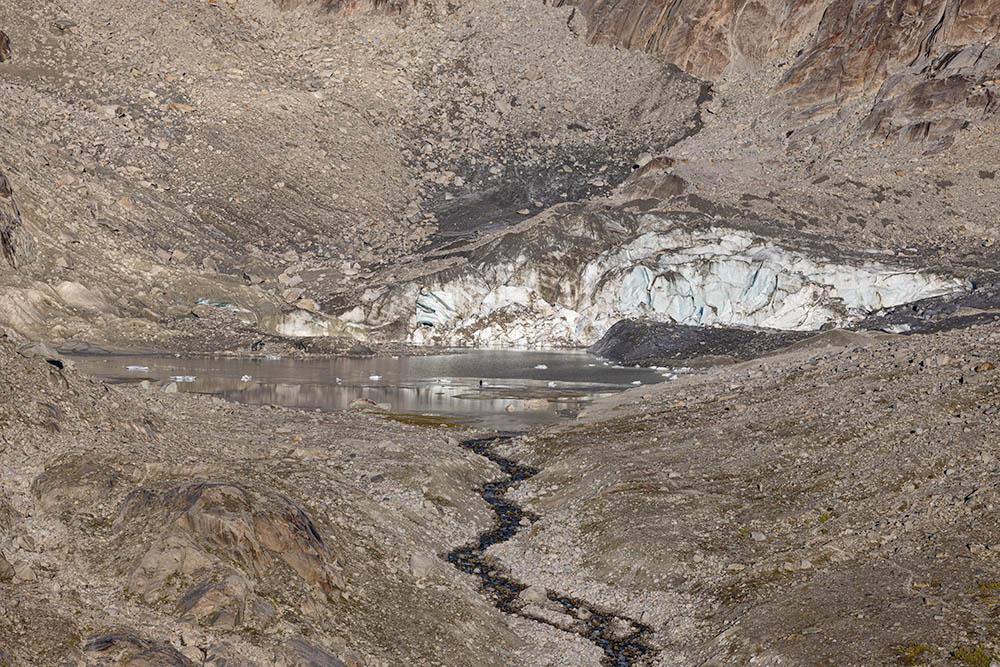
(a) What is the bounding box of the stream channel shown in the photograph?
[70,348,667,664]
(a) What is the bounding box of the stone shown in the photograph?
[408,553,436,579]
[0,552,14,582]
[84,631,193,665]
[283,288,304,303]
[12,561,36,582]
[55,281,109,312]
[279,272,304,287]
[297,299,319,313]
[0,30,10,62]
[519,585,547,603]
[32,457,127,513]
[162,381,179,393]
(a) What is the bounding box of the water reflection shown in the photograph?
[69,350,666,429]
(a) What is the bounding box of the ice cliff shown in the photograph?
[357,211,967,347]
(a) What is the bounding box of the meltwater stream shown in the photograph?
[449,436,656,666]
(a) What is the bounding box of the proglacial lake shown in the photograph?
[69,350,671,429]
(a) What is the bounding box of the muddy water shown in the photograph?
[448,436,655,666]
[68,349,666,429]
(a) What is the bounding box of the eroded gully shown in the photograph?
[446,435,656,666]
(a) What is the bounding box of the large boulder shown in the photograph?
[115,480,346,630]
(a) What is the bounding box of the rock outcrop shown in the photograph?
[551,0,830,79]
[0,29,10,62]
[0,170,34,270]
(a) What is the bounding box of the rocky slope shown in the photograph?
[0,331,535,666]
[494,320,1000,665]
[3,0,1000,665]
[0,0,700,351]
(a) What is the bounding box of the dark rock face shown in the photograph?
[0,30,10,62]
[0,170,35,270]
[589,318,809,365]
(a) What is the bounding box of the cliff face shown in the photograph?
[554,0,1000,149]
[550,0,830,80]
[555,0,1000,87]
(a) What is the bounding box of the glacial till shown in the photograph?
[446,435,656,666]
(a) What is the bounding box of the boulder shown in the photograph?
[177,570,252,629]
[117,480,345,625]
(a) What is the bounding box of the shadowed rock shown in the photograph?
[0,170,35,270]
[84,631,193,666]
[0,30,10,62]
[0,553,14,582]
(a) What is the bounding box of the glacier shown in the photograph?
[353,211,969,347]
